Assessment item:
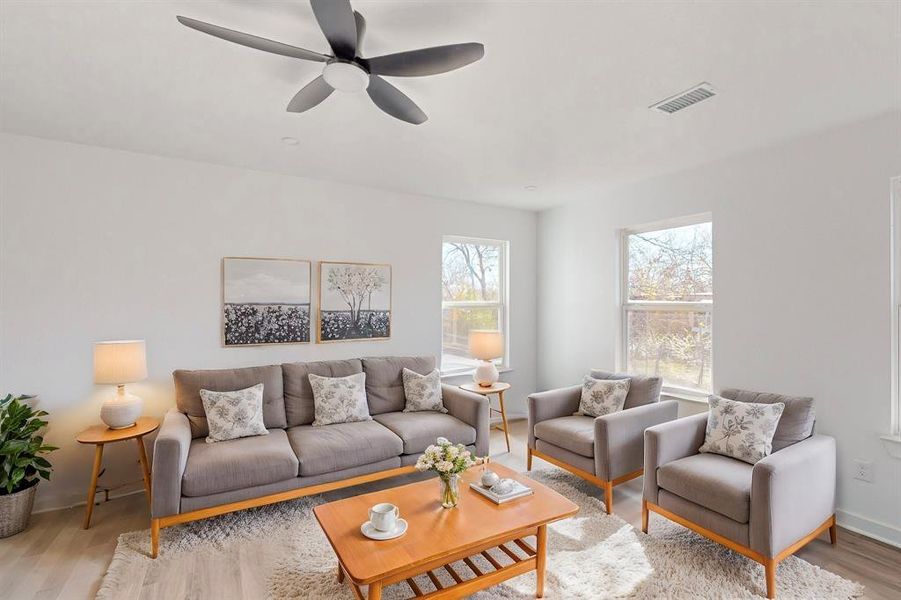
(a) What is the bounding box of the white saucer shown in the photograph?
[361,518,408,541]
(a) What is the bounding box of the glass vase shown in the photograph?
[439,474,460,508]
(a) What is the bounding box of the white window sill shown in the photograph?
[880,435,901,459]
[661,389,710,404]
[440,367,514,380]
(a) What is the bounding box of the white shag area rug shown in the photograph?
[98,471,862,599]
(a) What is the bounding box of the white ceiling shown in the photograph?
[2,1,899,210]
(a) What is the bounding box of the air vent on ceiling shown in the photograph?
[650,83,717,114]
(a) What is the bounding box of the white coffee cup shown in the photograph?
[369,503,399,532]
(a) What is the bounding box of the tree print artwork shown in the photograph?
[222,258,311,346]
[318,262,391,342]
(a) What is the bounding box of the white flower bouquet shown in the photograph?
[415,437,484,507]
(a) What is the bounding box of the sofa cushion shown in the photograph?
[363,356,436,415]
[286,420,403,477]
[181,429,298,497]
[590,370,662,409]
[699,395,785,464]
[200,384,269,443]
[283,359,363,427]
[308,372,371,427]
[533,415,595,458]
[657,453,753,523]
[720,388,815,451]
[373,411,475,454]
[578,376,630,417]
[174,365,286,438]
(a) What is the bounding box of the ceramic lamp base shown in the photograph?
[101,386,142,429]
[473,361,499,387]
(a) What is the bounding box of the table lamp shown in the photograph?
[93,340,147,429]
[468,330,504,387]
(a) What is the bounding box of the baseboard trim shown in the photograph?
[836,509,901,549]
[32,487,146,515]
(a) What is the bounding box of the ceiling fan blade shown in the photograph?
[366,43,484,77]
[176,16,330,62]
[366,76,427,125]
[354,11,366,53]
[310,0,357,59]
[286,76,334,113]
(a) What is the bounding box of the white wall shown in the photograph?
[538,112,901,546]
[0,133,537,512]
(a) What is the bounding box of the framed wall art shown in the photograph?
[318,261,391,342]
[222,257,311,346]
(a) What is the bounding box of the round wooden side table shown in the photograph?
[460,382,512,453]
[76,416,160,529]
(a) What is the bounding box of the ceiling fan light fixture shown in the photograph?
[322,61,369,93]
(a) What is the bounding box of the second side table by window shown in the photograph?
[459,382,512,453]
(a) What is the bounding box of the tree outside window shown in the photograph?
[441,237,508,374]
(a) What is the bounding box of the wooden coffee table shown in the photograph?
[314,463,578,599]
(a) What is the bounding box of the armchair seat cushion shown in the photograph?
[373,411,475,454]
[533,415,595,458]
[287,420,403,477]
[181,429,298,497]
[657,453,753,523]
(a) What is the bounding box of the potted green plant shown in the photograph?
[0,394,57,538]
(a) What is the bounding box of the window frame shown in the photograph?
[619,213,713,399]
[440,235,510,376]
[891,176,901,438]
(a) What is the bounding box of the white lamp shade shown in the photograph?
[468,330,504,361]
[93,340,147,384]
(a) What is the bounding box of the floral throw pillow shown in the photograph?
[577,375,630,417]
[402,368,447,413]
[199,384,269,444]
[699,395,785,464]
[308,372,371,426]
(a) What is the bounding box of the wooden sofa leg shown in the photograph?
[526,447,533,471]
[604,483,613,514]
[829,516,837,545]
[151,518,160,559]
[764,558,777,599]
[641,500,649,533]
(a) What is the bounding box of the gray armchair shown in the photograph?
[527,370,678,513]
[642,388,836,599]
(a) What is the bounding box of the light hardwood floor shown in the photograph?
[1,419,899,599]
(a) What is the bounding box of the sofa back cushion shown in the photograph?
[173,365,285,438]
[720,388,815,451]
[363,356,436,415]
[282,359,363,426]
[589,370,662,409]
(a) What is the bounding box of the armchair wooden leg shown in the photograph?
[603,483,613,515]
[526,447,533,471]
[151,518,160,559]
[764,558,777,599]
[829,519,837,545]
[641,500,649,533]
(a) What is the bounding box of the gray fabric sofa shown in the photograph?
[149,355,488,557]
[526,370,678,513]
[642,388,836,599]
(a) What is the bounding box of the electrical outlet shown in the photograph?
[853,459,874,483]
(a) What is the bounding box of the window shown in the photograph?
[441,236,508,374]
[622,216,712,395]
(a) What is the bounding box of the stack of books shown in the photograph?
[470,479,533,504]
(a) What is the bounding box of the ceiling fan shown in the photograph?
[177,0,485,125]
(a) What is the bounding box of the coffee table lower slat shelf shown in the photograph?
[344,536,539,600]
